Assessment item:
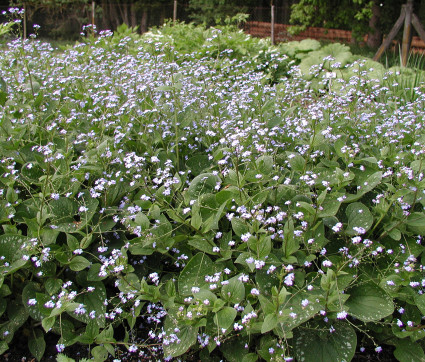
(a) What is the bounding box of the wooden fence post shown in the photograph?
[23,2,27,40]
[173,0,177,24]
[271,4,275,45]
[92,1,96,27]
[401,0,413,66]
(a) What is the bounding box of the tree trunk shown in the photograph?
[141,10,148,33]
[367,0,382,48]
[160,7,165,25]
[131,3,137,29]
[109,2,120,29]
[101,0,109,29]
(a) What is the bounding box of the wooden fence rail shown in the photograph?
[244,21,425,53]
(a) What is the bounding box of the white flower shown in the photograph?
[337,311,347,319]
[332,222,343,232]
[241,232,251,242]
[301,299,309,307]
[250,288,260,296]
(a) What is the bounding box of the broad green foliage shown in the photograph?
[1,13,425,362]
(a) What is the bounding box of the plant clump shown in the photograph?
[0,12,425,362]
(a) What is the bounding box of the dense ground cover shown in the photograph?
[1,17,425,361]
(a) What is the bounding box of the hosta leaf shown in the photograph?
[294,321,357,362]
[345,282,393,322]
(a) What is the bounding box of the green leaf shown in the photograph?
[56,354,75,362]
[191,202,203,229]
[178,253,215,296]
[0,298,6,318]
[28,328,46,361]
[345,202,373,235]
[134,212,150,230]
[42,316,55,332]
[66,234,79,251]
[188,236,216,255]
[248,235,271,259]
[318,197,341,218]
[0,234,31,262]
[345,283,393,322]
[283,218,298,257]
[96,324,115,344]
[0,91,7,107]
[242,354,258,362]
[117,273,141,293]
[91,345,108,361]
[71,282,107,328]
[0,341,8,355]
[256,269,279,297]
[186,173,220,201]
[163,322,198,357]
[186,154,211,174]
[49,198,78,223]
[69,256,91,271]
[45,278,63,295]
[278,293,322,334]
[41,228,59,245]
[220,337,251,362]
[294,322,357,362]
[414,293,425,315]
[214,306,237,330]
[288,153,305,172]
[221,276,245,304]
[394,338,425,362]
[256,155,274,175]
[87,264,107,281]
[407,212,425,235]
[22,282,44,321]
[231,217,249,237]
[347,171,382,201]
[7,302,29,335]
[258,295,275,315]
[261,313,278,333]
